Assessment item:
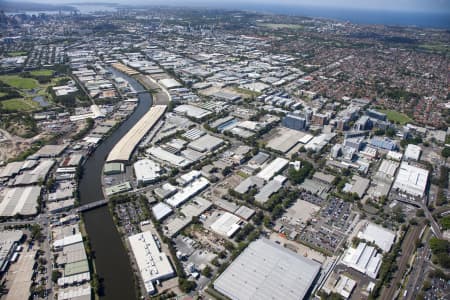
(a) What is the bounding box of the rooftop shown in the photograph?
[214,238,321,300]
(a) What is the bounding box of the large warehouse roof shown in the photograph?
[0,186,41,216]
[256,157,289,181]
[214,238,321,300]
[357,222,396,253]
[107,105,166,162]
[128,231,175,294]
[392,162,429,197]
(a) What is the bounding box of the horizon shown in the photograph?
[7,0,450,14]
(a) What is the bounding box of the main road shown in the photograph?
[78,68,153,300]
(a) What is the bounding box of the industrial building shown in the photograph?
[0,186,41,217]
[146,147,192,168]
[128,231,175,295]
[256,157,289,181]
[214,238,321,300]
[210,212,242,237]
[341,242,382,279]
[133,159,162,185]
[165,177,209,207]
[187,134,224,153]
[152,202,173,221]
[404,144,421,161]
[174,104,212,120]
[234,176,265,194]
[305,133,336,152]
[107,105,166,162]
[392,162,429,197]
[357,222,396,253]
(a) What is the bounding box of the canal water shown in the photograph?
[78,69,152,300]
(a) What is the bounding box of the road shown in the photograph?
[380,225,422,300]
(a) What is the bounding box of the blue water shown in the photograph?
[232,4,450,29]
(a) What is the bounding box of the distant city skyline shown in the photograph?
[16,0,450,13]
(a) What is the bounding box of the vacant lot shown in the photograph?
[0,75,38,89]
[1,98,40,111]
[30,69,54,76]
[378,109,412,124]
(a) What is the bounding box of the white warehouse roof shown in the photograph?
[128,231,175,295]
[0,186,41,217]
[392,162,429,197]
[152,202,173,221]
[256,157,289,181]
[134,159,161,184]
[404,144,421,161]
[165,177,209,207]
[214,238,321,300]
[210,212,242,237]
[341,242,382,279]
[357,222,396,253]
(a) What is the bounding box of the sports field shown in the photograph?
[1,98,40,111]
[0,75,38,89]
[377,109,412,125]
[30,69,54,76]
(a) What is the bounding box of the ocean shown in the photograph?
[232,4,450,29]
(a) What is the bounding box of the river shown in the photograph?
[78,69,152,300]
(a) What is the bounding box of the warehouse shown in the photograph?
[255,179,284,203]
[214,238,321,300]
[305,133,336,152]
[404,144,421,161]
[147,147,192,168]
[107,105,166,162]
[392,162,429,197]
[341,242,382,279]
[0,186,41,217]
[256,157,289,181]
[187,134,224,153]
[174,104,212,120]
[210,212,242,237]
[11,159,55,186]
[133,159,162,185]
[0,161,23,179]
[375,159,399,181]
[128,231,175,295]
[266,128,307,154]
[165,177,209,207]
[152,202,173,221]
[29,144,68,159]
[357,222,396,253]
[159,78,182,89]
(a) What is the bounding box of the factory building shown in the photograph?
[133,159,162,185]
[392,162,429,197]
[214,238,321,300]
[128,231,175,295]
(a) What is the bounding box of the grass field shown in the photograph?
[378,109,412,125]
[30,69,54,76]
[0,75,38,89]
[259,23,304,30]
[0,92,7,98]
[7,51,27,57]
[1,98,40,111]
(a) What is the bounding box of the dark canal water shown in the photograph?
[78,69,152,300]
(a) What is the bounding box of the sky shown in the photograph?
[17,0,450,13]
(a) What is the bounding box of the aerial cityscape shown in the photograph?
[0,1,449,300]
